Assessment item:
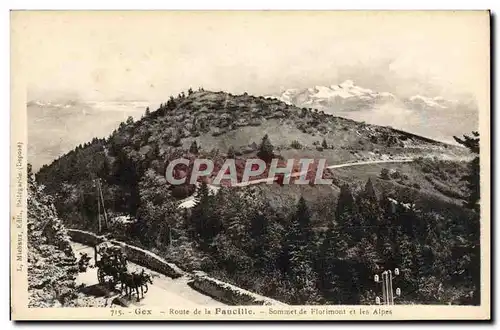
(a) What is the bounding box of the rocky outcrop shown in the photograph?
[27,171,108,307]
[27,172,79,307]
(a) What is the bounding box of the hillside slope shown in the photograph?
[27,166,105,307]
[35,89,468,219]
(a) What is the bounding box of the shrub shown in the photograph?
[290,140,303,149]
[380,168,390,180]
[227,146,236,159]
[171,184,196,199]
[389,169,401,180]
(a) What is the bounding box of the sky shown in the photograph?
[14,11,489,171]
[13,11,489,103]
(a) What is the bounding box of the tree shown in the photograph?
[134,169,176,248]
[188,88,194,95]
[317,220,349,302]
[167,96,176,110]
[227,146,236,159]
[190,182,220,247]
[284,197,314,273]
[356,178,380,241]
[380,168,390,180]
[126,116,134,125]
[145,107,150,117]
[454,131,480,213]
[453,132,481,305]
[282,196,321,304]
[335,184,355,222]
[257,134,274,162]
[189,140,199,154]
[27,163,34,184]
[321,138,328,149]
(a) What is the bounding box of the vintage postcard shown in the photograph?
[10,10,490,320]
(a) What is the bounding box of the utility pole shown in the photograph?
[374,268,401,305]
[169,226,172,248]
[97,178,108,230]
[96,179,101,233]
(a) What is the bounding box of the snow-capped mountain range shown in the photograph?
[270,80,463,113]
[268,80,478,145]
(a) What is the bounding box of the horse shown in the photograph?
[78,252,91,272]
[120,269,153,301]
[138,270,153,294]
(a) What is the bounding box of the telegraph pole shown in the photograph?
[97,178,108,230]
[96,179,101,233]
[374,268,401,305]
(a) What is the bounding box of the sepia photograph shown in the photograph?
[10,10,490,320]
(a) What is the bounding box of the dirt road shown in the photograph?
[71,242,225,308]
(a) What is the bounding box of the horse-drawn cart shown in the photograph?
[92,240,153,301]
[94,241,128,287]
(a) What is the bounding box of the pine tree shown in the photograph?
[227,146,236,159]
[167,96,176,110]
[145,107,150,117]
[357,178,380,236]
[189,140,199,154]
[335,184,355,222]
[321,138,328,149]
[135,169,175,248]
[453,131,480,213]
[188,87,194,95]
[282,197,315,276]
[126,116,134,125]
[257,134,274,162]
[280,197,321,303]
[317,220,349,302]
[190,182,220,247]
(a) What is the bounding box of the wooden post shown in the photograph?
[169,226,172,248]
[96,179,101,233]
[388,270,394,305]
[97,179,108,230]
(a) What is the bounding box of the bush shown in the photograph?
[389,169,401,180]
[290,140,303,149]
[171,184,196,199]
[380,168,390,180]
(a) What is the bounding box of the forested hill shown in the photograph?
[35,88,465,220]
[34,88,479,305]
